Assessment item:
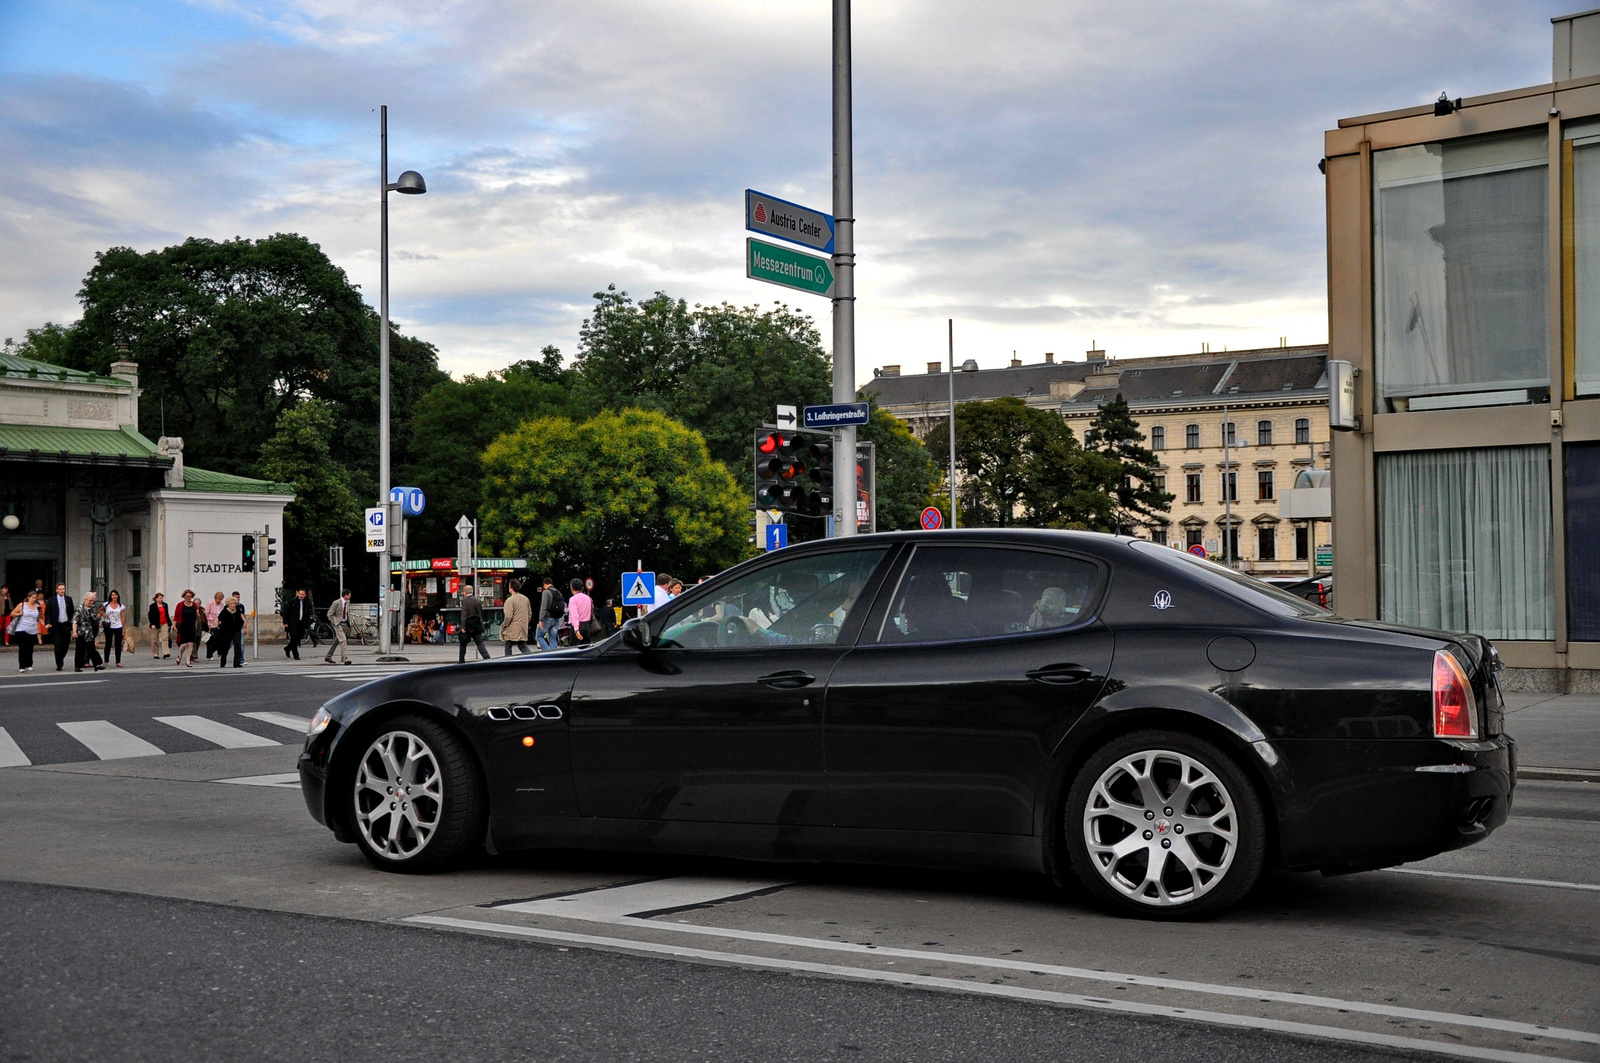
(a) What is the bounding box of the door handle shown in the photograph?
[757,670,816,689]
[1026,663,1093,685]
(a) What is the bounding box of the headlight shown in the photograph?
[308,706,333,736]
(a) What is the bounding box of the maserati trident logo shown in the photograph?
[1152,590,1173,610]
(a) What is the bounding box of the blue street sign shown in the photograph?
[390,486,426,517]
[765,522,788,551]
[803,402,870,429]
[621,571,657,606]
[745,189,835,255]
[920,506,943,531]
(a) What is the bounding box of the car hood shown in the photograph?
[321,646,601,721]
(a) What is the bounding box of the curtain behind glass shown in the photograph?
[1574,140,1600,396]
[1378,446,1553,640]
[1373,133,1549,407]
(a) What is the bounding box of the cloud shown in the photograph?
[0,0,1568,378]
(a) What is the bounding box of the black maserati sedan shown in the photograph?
[297,530,1515,919]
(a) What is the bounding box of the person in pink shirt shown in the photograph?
[204,591,225,659]
[566,579,597,642]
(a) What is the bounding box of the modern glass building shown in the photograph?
[1326,9,1600,690]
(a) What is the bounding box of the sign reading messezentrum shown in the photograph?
[746,238,835,298]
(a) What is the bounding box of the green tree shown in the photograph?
[857,401,942,531]
[399,351,577,557]
[255,399,364,596]
[1084,393,1174,530]
[572,287,832,469]
[924,398,1122,529]
[480,409,750,590]
[58,234,446,481]
[3,323,74,365]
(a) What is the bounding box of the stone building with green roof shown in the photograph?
[0,353,294,625]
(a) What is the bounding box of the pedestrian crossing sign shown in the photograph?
[621,571,656,606]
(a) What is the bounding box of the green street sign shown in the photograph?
[746,237,834,298]
[1315,545,1333,566]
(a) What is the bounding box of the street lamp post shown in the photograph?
[946,319,978,529]
[377,104,426,656]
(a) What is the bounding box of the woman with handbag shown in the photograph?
[102,589,127,667]
[173,589,201,668]
[10,591,42,671]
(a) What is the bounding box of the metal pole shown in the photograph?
[1222,405,1233,568]
[378,104,392,655]
[830,0,857,538]
[251,526,260,660]
[948,318,957,530]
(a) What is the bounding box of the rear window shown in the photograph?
[877,545,1102,643]
[1128,540,1332,619]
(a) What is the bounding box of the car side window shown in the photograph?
[876,546,1100,644]
[656,548,888,650]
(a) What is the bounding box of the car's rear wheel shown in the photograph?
[348,715,485,872]
[1065,730,1264,919]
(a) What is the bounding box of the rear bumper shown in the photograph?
[1273,734,1515,872]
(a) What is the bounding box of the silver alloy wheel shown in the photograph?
[1081,748,1238,907]
[353,729,445,861]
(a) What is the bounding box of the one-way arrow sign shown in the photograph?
[775,405,797,427]
[454,515,474,537]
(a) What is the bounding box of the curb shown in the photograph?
[1520,766,1600,783]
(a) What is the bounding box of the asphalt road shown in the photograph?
[0,657,1596,1063]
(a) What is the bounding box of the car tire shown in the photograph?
[1064,730,1265,920]
[348,714,486,873]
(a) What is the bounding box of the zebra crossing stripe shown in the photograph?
[56,721,164,760]
[0,727,31,767]
[239,711,314,734]
[155,715,280,749]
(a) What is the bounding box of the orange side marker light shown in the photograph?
[522,736,536,747]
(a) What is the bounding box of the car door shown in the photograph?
[825,544,1114,836]
[569,545,894,826]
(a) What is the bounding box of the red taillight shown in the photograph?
[1433,650,1477,738]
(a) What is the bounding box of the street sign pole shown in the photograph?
[252,524,261,660]
[832,0,856,539]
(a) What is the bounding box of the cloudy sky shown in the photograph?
[0,0,1571,382]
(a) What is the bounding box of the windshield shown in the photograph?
[1128,540,1332,619]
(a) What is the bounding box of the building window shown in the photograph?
[1295,525,1310,560]
[1221,526,1240,561]
[1566,443,1600,638]
[1150,426,1166,450]
[1257,526,1277,560]
[1295,417,1310,444]
[1185,474,1201,503]
[129,529,142,557]
[1571,134,1600,395]
[1153,474,1166,494]
[1220,471,1237,502]
[1257,470,1274,500]
[1377,445,1552,640]
[1185,526,1204,550]
[1222,421,1237,447]
[1372,130,1550,412]
[1257,420,1273,446]
[1185,424,1200,449]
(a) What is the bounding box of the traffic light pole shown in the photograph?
[251,525,261,660]
[830,0,856,538]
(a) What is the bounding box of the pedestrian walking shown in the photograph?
[72,591,105,672]
[203,592,225,659]
[46,583,75,671]
[324,590,354,665]
[304,593,321,648]
[9,591,41,671]
[173,589,201,668]
[147,593,171,659]
[536,576,564,651]
[501,578,533,655]
[215,597,246,668]
[102,589,126,667]
[567,579,600,643]
[284,588,314,660]
[458,585,490,662]
[0,585,11,645]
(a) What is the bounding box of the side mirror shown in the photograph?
[620,617,652,651]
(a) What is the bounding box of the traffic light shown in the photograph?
[241,534,256,572]
[805,440,834,506]
[754,430,806,512]
[263,536,278,571]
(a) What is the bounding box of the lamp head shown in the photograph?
[1,514,18,531]
[394,170,427,194]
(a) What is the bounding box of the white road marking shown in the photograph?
[0,728,31,767]
[0,680,108,690]
[239,712,313,734]
[1385,867,1600,893]
[408,916,1584,1063]
[154,716,280,749]
[496,882,1600,1047]
[213,772,300,788]
[56,721,164,760]
[502,878,795,920]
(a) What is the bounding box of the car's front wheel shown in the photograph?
[348,715,485,872]
[1065,730,1265,919]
